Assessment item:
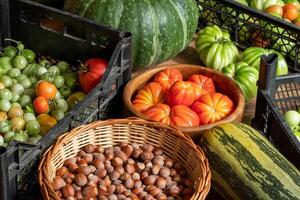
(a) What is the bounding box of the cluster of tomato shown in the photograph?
[265,2,300,26]
[132,68,234,127]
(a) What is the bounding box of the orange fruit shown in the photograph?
[283,3,299,21]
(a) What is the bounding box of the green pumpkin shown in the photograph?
[241,47,288,76]
[63,0,199,70]
[222,62,259,101]
[196,25,239,71]
[249,0,284,10]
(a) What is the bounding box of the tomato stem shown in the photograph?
[77,60,88,72]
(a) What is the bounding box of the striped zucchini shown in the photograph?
[201,123,300,200]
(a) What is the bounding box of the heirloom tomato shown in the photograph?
[170,105,199,127]
[142,103,171,125]
[37,114,57,135]
[79,58,108,93]
[192,83,209,101]
[167,81,195,107]
[33,96,49,114]
[132,82,165,112]
[36,81,58,100]
[153,68,183,92]
[191,93,234,125]
[283,3,299,21]
[188,74,215,93]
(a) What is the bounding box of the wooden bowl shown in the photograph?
[123,64,245,140]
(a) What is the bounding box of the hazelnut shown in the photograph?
[117,194,126,199]
[67,197,76,200]
[113,146,121,152]
[75,173,88,186]
[111,157,123,167]
[107,185,116,194]
[120,172,131,181]
[164,158,174,168]
[106,165,114,174]
[89,165,96,173]
[57,166,68,177]
[69,163,79,172]
[167,197,175,200]
[114,150,128,162]
[125,164,135,174]
[143,194,155,200]
[94,168,107,178]
[131,143,139,149]
[141,144,154,152]
[83,186,98,197]
[138,191,147,199]
[155,177,167,189]
[99,197,108,200]
[145,161,153,168]
[123,190,131,197]
[153,156,164,166]
[104,176,112,186]
[129,194,139,200]
[82,154,93,163]
[62,184,75,198]
[115,166,125,175]
[110,171,120,181]
[72,184,81,192]
[143,175,156,185]
[169,185,180,196]
[78,159,88,167]
[52,176,66,191]
[65,177,73,184]
[131,172,140,180]
[124,179,134,189]
[92,160,105,169]
[83,144,95,153]
[170,169,177,177]
[64,158,76,167]
[132,148,143,159]
[136,162,145,172]
[153,147,163,155]
[94,146,104,153]
[63,172,75,180]
[159,167,170,178]
[184,179,193,187]
[147,185,162,197]
[132,187,143,195]
[121,145,134,157]
[173,175,182,184]
[75,191,83,199]
[88,174,99,183]
[156,193,167,200]
[104,148,114,160]
[98,185,107,196]
[115,184,126,194]
[77,166,91,175]
[126,158,135,165]
[93,154,105,162]
[112,180,122,185]
[140,152,154,161]
[140,171,149,180]
[134,180,142,188]
[78,150,87,157]
[108,194,117,200]
[151,164,160,175]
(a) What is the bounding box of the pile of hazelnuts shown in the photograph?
[51,143,195,200]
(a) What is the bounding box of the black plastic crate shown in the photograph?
[0,0,132,199]
[198,0,300,72]
[252,54,300,169]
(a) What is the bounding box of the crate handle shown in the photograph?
[258,54,278,95]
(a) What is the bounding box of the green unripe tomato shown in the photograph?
[13,55,27,70]
[8,68,21,78]
[0,75,13,87]
[21,49,36,63]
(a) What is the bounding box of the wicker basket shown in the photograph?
[38,117,211,200]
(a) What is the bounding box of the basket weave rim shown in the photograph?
[38,117,211,200]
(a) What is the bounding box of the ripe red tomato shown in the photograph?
[33,96,49,114]
[79,58,108,93]
[153,68,183,92]
[188,74,215,94]
[142,103,171,125]
[170,105,199,127]
[36,81,57,100]
[132,82,165,112]
[192,82,209,101]
[167,81,195,107]
[191,93,234,125]
[283,3,299,21]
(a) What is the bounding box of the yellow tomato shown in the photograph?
[37,114,57,135]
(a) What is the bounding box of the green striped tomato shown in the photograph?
[241,47,288,76]
[222,62,259,101]
[196,25,239,71]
